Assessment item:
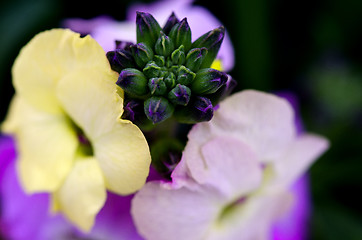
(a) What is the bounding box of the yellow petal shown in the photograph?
[12,29,111,114]
[94,122,151,195]
[53,156,106,232]
[2,95,78,192]
[56,69,120,141]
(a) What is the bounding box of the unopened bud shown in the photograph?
[106,50,135,73]
[191,26,225,68]
[190,68,228,95]
[148,78,167,95]
[169,18,192,51]
[144,96,175,124]
[155,33,174,56]
[174,96,214,123]
[176,65,196,85]
[171,45,186,65]
[164,72,176,89]
[117,68,148,96]
[163,12,179,35]
[185,47,208,72]
[143,61,162,78]
[130,43,154,68]
[136,11,162,48]
[208,74,237,104]
[168,84,191,106]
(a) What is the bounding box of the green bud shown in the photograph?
[176,65,196,85]
[191,26,225,68]
[162,12,179,35]
[136,11,162,48]
[117,68,149,96]
[164,72,176,89]
[171,45,186,65]
[191,68,228,95]
[143,61,162,78]
[144,96,175,124]
[148,77,167,95]
[130,43,154,68]
[154,55,165,67]
[168,84,191,106]
[169,18,192,52]
[208,75,237,104]
[155,32,175,57]
[185,47,208,72]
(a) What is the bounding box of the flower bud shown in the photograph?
[144,96,175,124]
[106,50,135,73]
[136,11,162,48]
[143,61,162,78]
[148,78,167,95]
[163,12,179,35]
[130,43,154,68]
[171,45,185,65]
[169,18,192,51]
[190,68,228,95]
[191,26,225,68]
[174,96,214,123]
[208,75,237,104]
[154,55,165,67]
[115,40,133,51]
[176,65,196,85]
[168,84,191,106]
[117,68,148,96]
[122,100,143,122]
[164,72,176,89]
[155,33,174,57]
[185,47,208,72]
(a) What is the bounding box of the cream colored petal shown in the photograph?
[212,90,296,162]
[56,69,120,141]
[12,29,111,114]
[2,96,77,192]
[53,156,106,232]
[94,122,151,195]
[56,68,150,195]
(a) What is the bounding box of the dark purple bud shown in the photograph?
[169,18,192,51]
[162,12,180,35]
[136,11,162,48]
[130,43,154,68]
[115,40,133,51]
[190,68,228,95]
[168,84,191,106]
[174,96,214,123]
[148,77,167,95]
[106,50,135,73]
[191,26,225,68]
[117,68,148,96]
[185,47,208,72]
[208,75,237,104]
[144,96,175,124]
[122,100,142,122]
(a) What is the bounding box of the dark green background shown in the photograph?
[1,0,361,239]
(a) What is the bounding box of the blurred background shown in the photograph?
[0,0,361,239]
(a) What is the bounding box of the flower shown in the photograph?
[1,29,151,232]
[131,90,329,240]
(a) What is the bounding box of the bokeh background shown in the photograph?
[0,0,361,239]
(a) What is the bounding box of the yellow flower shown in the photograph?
[1,29,151,231]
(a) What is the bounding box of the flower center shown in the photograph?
[69,119,93,156]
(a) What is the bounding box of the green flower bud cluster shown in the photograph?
[107,11,234,124]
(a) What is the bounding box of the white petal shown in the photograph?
[187,136,263,199]
[273,133,329,188]
[212,90,296,162]
[131,182,221,240]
